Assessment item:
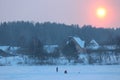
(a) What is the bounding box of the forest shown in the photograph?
[0,21,120,47]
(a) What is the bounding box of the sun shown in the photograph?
[96,7,107,19]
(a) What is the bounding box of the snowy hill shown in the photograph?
[0,45,120,66]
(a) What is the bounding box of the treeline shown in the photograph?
[0,21,120,47]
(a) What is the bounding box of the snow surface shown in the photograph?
[0,56,25,65]
[103,45,116,50]
[0,65,120,80]
[73,37,85,48]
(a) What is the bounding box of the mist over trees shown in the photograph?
[0,21,120,47]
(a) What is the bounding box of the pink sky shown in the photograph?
[0,0,120,28]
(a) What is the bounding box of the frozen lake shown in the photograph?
[0,65,120,80]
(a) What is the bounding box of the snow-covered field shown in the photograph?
[0,65,120,80]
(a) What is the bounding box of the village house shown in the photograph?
[86,39,100,50]
[66,36,85,53]
[43,45,59,54]
[0,46,20,54]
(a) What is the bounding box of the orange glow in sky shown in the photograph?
[74,0,119,28]
[87,2,115,28]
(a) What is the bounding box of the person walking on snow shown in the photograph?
[56,67,58,72]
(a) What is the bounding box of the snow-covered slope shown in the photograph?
[0,56,27,66]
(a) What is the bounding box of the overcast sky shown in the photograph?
[0,0,120,28]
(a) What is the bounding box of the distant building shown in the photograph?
[44,45,59,54]
[0,49,13,57]
[67,36,85,53]
[0,46,9,52]
[0,46,20,54]
[86,39,99,50]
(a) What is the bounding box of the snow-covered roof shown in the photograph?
[0,46,9,51]
[73,37,85,48]
[87,39,99,49]
[90,40,99,46]
[9,47,20,51]
[44,45,58,53]
[0,46,20,52]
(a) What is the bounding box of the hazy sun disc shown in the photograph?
[96,8,107,19]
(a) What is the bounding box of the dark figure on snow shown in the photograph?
[64,70,67,74]
[56,67,58,72]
